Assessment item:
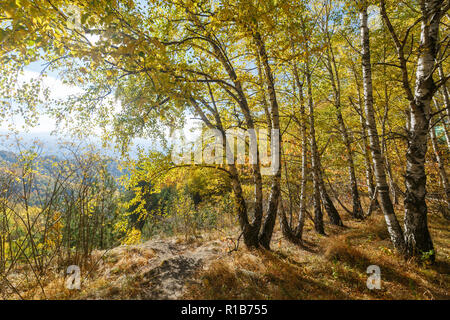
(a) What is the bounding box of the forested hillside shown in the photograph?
[0,0,449,300]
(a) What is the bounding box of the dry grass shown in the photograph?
[4,206,449,300]
[12,245,158,300]
[185,210,450,300]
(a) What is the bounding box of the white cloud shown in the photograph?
[6,69,83,133]
[18,69,82,99]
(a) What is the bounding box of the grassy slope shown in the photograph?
[185,212,449,300]
[10,208,449,300]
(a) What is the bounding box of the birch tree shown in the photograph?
[359,1,406,252]
[380,0,449,261]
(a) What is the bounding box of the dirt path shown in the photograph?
[139,239,224,299]
[95,238,224,299]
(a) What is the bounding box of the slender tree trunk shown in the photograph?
[359,106,378,208]
[254,31,281,249]
[351,64,379,209]
[438,63,450,119]
[341,118,364,219]
[442,116,450,153]
[305,61,325,235]
[317,164,344,226]
[382,129,399,205]
[430,122,450,219]
[293,63,309,240]
[280,155,300,243]
[381,30,399,205]
[437,64,450,153]
[380,112,401,206]
[380,96,399,205]
[360,4,405,252]
[325,30,364,220]
[230,169,259,247]
[280,62,310,244]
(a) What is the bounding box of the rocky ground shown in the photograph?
[77,237,227,299]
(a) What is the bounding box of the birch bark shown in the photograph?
[360,3,405,252]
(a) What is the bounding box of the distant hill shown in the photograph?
[0,148,125,179]
[0,148,126,208]
[0,131,163,160]
[0,150,17,164]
